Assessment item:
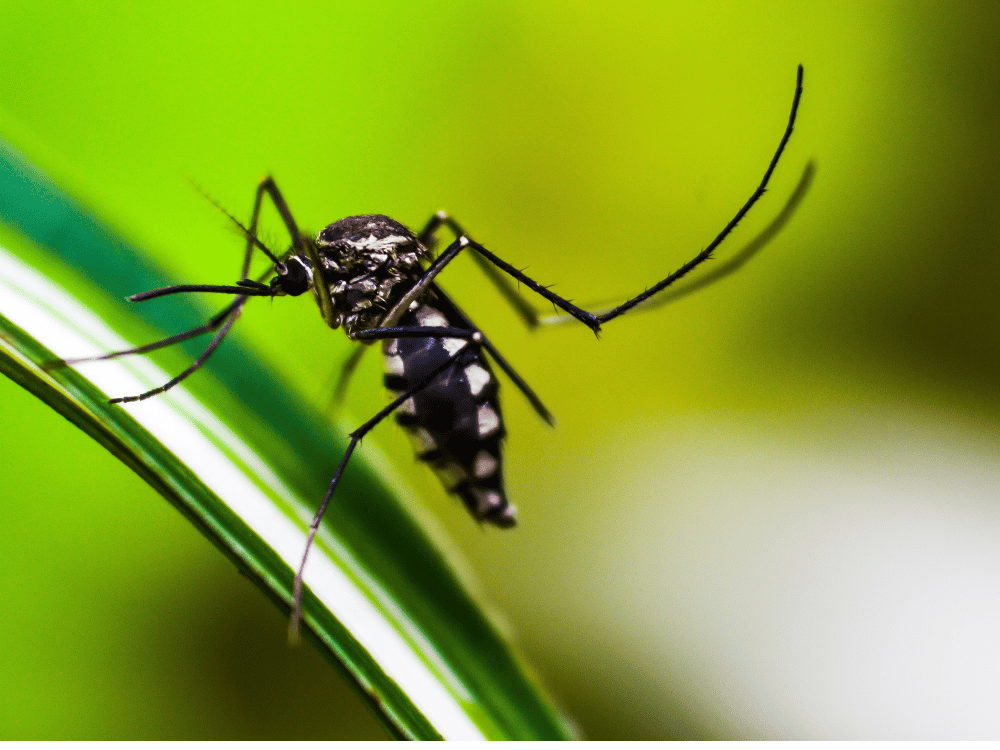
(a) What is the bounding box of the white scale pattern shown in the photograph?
[464,363,491,397]
[471,487,503,514]
[473,450,498,479]
[385,354,405,376]
[476,403,500,437]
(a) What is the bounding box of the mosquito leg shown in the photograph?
[417,211,541,329]
[434,281,555,424]
[378,237,469,328]
[58,298,244,367]
[537,159,817,326]
[352,325,481,341]
[594,65,804,324]
[465,248,542,328]
[415,210,447,247]
[647,160,815,308]
[108,298,247,404]
[450,66,805,333]
[461,240,599,330]
[243,179,269,279]
[252,177,338,329]
[477,336,553,425]
[289,344,471,642]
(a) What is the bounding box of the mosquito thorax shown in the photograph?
[313,214,428,334]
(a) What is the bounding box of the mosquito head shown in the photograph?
[269,255,311,296]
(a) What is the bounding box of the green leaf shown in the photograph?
[0,138,575,740]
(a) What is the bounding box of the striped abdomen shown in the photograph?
[382,302,514,527]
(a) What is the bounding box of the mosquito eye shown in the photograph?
[271,261,310,296]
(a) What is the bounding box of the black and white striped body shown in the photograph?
[382,298,514,528]
[292,214,514,526]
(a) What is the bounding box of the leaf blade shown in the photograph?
[0,139,574,740]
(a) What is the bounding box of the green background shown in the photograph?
[1,0,998,740]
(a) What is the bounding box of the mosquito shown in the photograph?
[64,66,804,639]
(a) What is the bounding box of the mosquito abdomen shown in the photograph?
[382,302,515,528]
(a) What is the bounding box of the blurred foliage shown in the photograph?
[1,0,998,740]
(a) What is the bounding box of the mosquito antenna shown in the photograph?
[187,178,284,266]
[289,344,478,643]
[538,159,817,325]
